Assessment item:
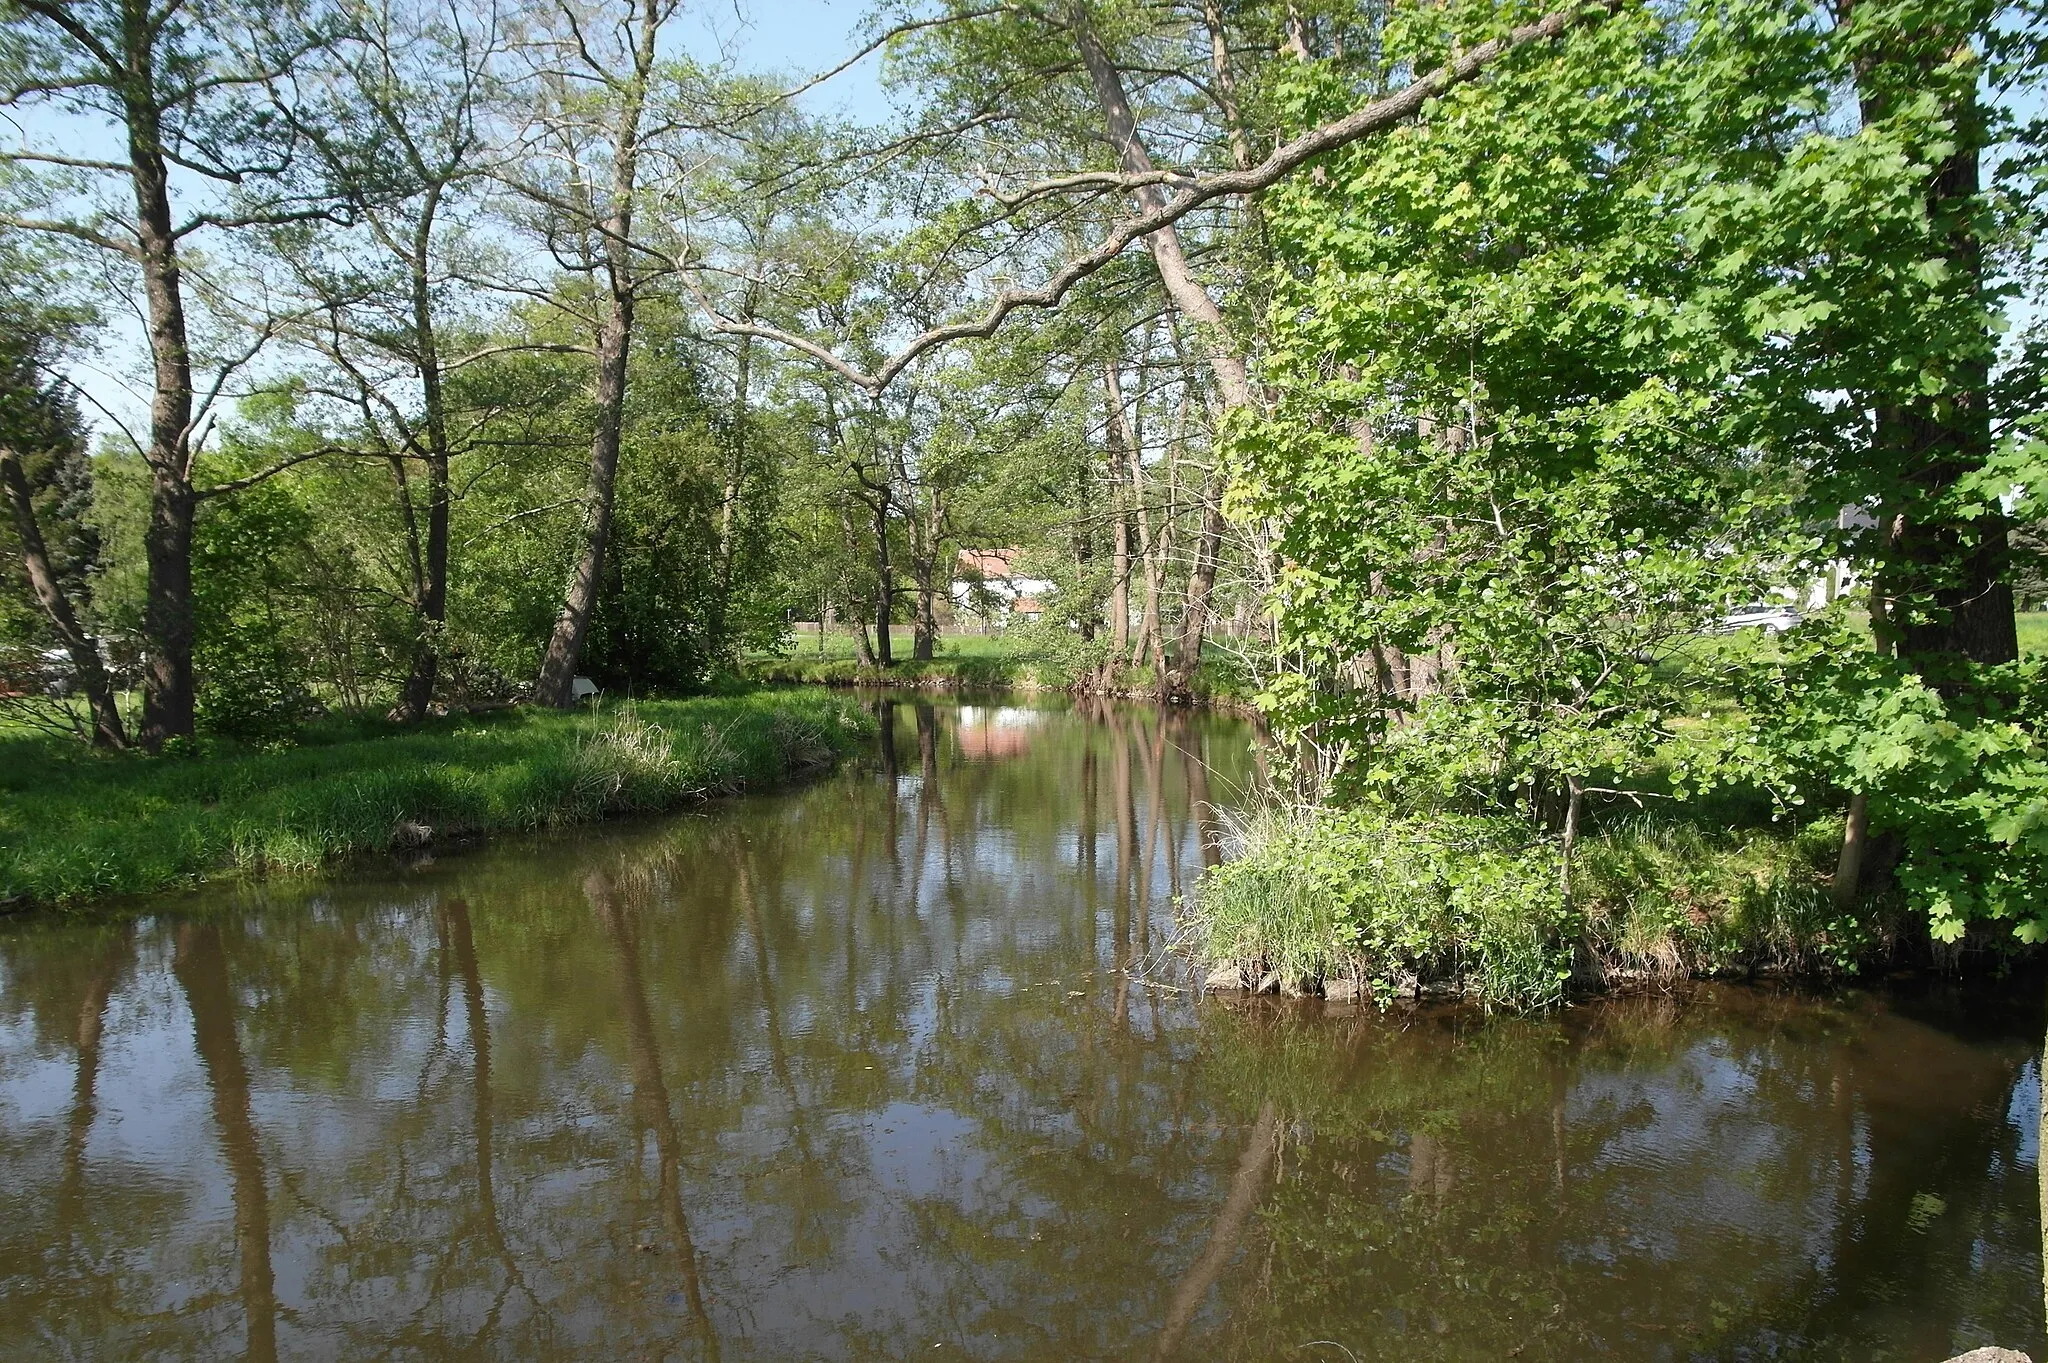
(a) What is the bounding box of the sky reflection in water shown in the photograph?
[0,695,2041,1361]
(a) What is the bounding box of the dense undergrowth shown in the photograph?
[1189,802,1919,1011]
[1,690,872,909]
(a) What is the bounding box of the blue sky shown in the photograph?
[681,0,895,122]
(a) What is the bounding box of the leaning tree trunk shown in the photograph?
[534,3,657,708]
[0,446,126,747]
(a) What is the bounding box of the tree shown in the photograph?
[0,296,126,747]
[515,0,675,707]
[0,0,340,747]
[274,0,511,719]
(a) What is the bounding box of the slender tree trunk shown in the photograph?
[535,0,658,707]
[0,446,126,747]
[912,491,941,661]
[1560,774,1584,902]
[871,492,895,667]
[400,205,452,721]
[1071,9,1254,695]
[710,299,756,657]
[1104,366,1133,671]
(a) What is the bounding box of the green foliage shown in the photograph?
[0,691,872,907]
[190,476,324,740]
[1679,616,2048,943]
[1193,805,1574,1009]
[1236,0,1808,806]
[1190,801,1880,1008]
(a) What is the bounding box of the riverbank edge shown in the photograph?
[1176,803,2009,1011]
[743,655,1258,711]
[1,691,876,915]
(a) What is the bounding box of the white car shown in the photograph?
[1718,602,1802,635]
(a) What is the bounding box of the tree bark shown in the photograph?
[1847,5,2017,675]
[871,489,895,667]
[1071,7,1252,695]
[534,0,659,707]
[1106,368,1132,664]
[400,198,452,721]
[1833,793,1870,910]
[0,445,126,747]
[125,41,200,749]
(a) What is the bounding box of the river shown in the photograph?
[0,695,2041,1361]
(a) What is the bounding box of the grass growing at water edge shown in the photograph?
[1188,803,1906,1009]
[1,690,874,909]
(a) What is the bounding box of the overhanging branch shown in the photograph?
[697,2,1615,392]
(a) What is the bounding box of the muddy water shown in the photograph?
[0,696,2041,1362]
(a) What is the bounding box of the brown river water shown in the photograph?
[1,695,2042,1361]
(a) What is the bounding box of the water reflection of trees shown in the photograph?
[0,702,2037,1361]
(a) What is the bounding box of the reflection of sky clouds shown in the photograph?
[0,703,2038,1360]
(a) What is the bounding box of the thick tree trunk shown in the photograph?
[127,66,199,750]
[1833,793,1871,909]
[0,446,126,747]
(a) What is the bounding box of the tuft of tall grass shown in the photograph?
[1189,802,1899,1010]
[0,691,873,910]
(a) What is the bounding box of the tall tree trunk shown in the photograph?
[1071,7,1253,695]
[0,446,126,747]
[871,491,895,667]
[127,57,199,750]
[534,0,658,707]
[710,295,757,658]
[1848,5,2017,675]
[1103,366,1135,668]
[400,203,452,721]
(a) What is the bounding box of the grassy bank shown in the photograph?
[1,690,873,910]
[746,629,1256,705]
[1189,804,1914,1010]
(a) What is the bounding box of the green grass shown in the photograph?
[0,690,873,910]
[746,628,1257,704]
[2019,611,2048,658]
[1188,802,1903,1010]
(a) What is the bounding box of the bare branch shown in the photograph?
[698,3,1615,392]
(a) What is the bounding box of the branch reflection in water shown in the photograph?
[0,695,2038,1361]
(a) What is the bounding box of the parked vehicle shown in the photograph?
[1717,602,1802,634]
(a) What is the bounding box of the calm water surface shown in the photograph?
[1,696,2042,1361]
